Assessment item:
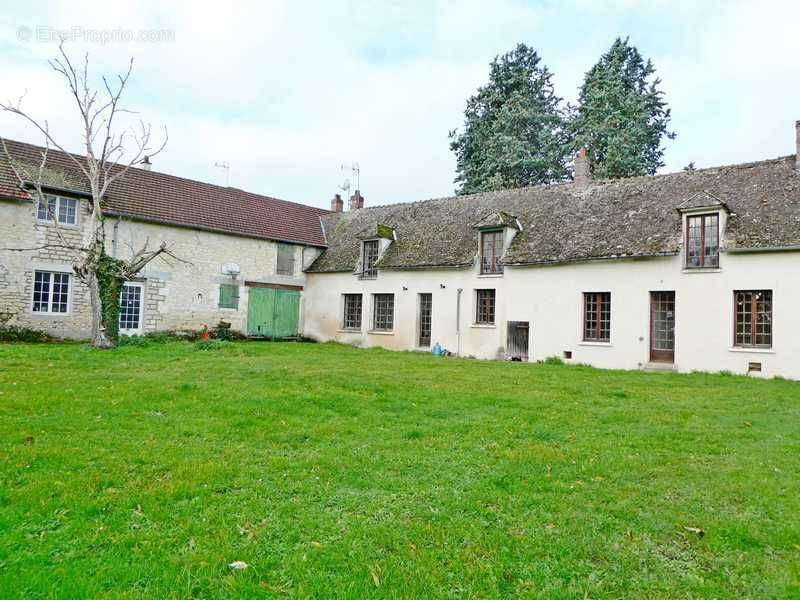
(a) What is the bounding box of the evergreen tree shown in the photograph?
[572,37,675,179]
[449,44,570,194]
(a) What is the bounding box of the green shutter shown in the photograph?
[219,284,239,309]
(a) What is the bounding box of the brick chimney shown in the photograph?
[795,120,800,171]
[349,190,364,210]
[574,148,591,186]
[330,193,343,212]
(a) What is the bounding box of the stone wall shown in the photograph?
[0,197,321,339]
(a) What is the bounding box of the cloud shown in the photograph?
[1,0,798,208]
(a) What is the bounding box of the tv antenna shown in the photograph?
[215,161,231,187]
[341,162,360,191]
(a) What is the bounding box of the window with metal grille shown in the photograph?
[480,230,504,274]
[218,283,240,309]
[37,195,77,225]
[343,293,362,330]
[418,293,432,346]
[686,213,719,268]
[583,292,611,342]
[276,243,295,276]
[32,270,70,313]
[361,240,379,279]
[475,289,495,324]
[372,293,394,331]
[734,290,772,348]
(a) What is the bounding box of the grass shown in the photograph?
[1,341,799,598]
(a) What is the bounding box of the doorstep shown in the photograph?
[642,362,677,372]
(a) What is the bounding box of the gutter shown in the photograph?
[504,251,680,268]
[725,245,800,254]
[104,210,328,249]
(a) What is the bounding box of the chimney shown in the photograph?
[330,193,344,212]
[574,148,590,186]
[349,190,364,210]
[141,155,152,171]
[795,120,800,170]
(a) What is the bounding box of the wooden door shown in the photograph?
[650,291,675,363]
[418,293,432,347]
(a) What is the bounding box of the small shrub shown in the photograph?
[543,356,564,366]
[194,339,229,351]
[0,326,57,343]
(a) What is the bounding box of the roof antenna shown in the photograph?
[215,161,230,187]
[341,162,360,191]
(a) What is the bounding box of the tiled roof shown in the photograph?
[0,138,329,247]
[308,155,800,272]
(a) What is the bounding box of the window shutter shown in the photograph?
[219,284,239,309]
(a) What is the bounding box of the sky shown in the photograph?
[1,0,799,209]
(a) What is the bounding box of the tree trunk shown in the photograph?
[87,270,114,349]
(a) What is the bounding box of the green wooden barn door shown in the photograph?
[247,287,275,337]
[274,289,300,338]
[247,286,300,338]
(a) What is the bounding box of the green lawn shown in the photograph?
[1,341,799,598]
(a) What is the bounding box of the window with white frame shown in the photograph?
[37,195,78,226]
[32,270,70,313]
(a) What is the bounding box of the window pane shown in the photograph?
[119,283,142,329]
[704,215,719,267]
[362,241,379,279]
[583,292,611,342]
[51,273,69,313]
[476,289,495,324]
[735,290,772,348]
[32,271,51,312]
[37,196,57,221]
[343,294,362,329]
[276,243,295,276]
[686,216,702,267]
[58,197,77,225]
[373,293,394,330]
[480,230,504,274]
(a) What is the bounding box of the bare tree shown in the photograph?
[1,41,180,348]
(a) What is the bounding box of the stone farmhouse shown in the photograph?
[3,123,800,379]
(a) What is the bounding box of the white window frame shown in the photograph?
[31,270,71,315]
[118,281,145,335]
[36,194,79,226]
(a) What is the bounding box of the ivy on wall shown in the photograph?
[95,252,126,342]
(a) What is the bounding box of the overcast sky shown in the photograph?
[1,1,798,209]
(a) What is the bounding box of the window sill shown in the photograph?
[578,341,612,347]
[368,330,394,335]
[478,273,504,278]
[219,307,239,311]
[682,267,721,274]
[470,323,496,329]
[728,347,775,354]
[337,328,362,334]
[29,311,72,318]
[36,220,80,230]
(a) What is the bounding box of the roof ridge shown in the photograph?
[1,136,330,215]
[335,155,797,214]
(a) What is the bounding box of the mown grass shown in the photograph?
[1,341,799,598]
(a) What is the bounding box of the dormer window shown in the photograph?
[361,240,379,279]
[686,213,719,268]
[480,230,504,274]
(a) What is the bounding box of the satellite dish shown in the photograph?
[222,263,241,278]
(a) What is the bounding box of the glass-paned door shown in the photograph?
[119,282,144,335]
[418,293,432,347]
[650,291,675,363]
